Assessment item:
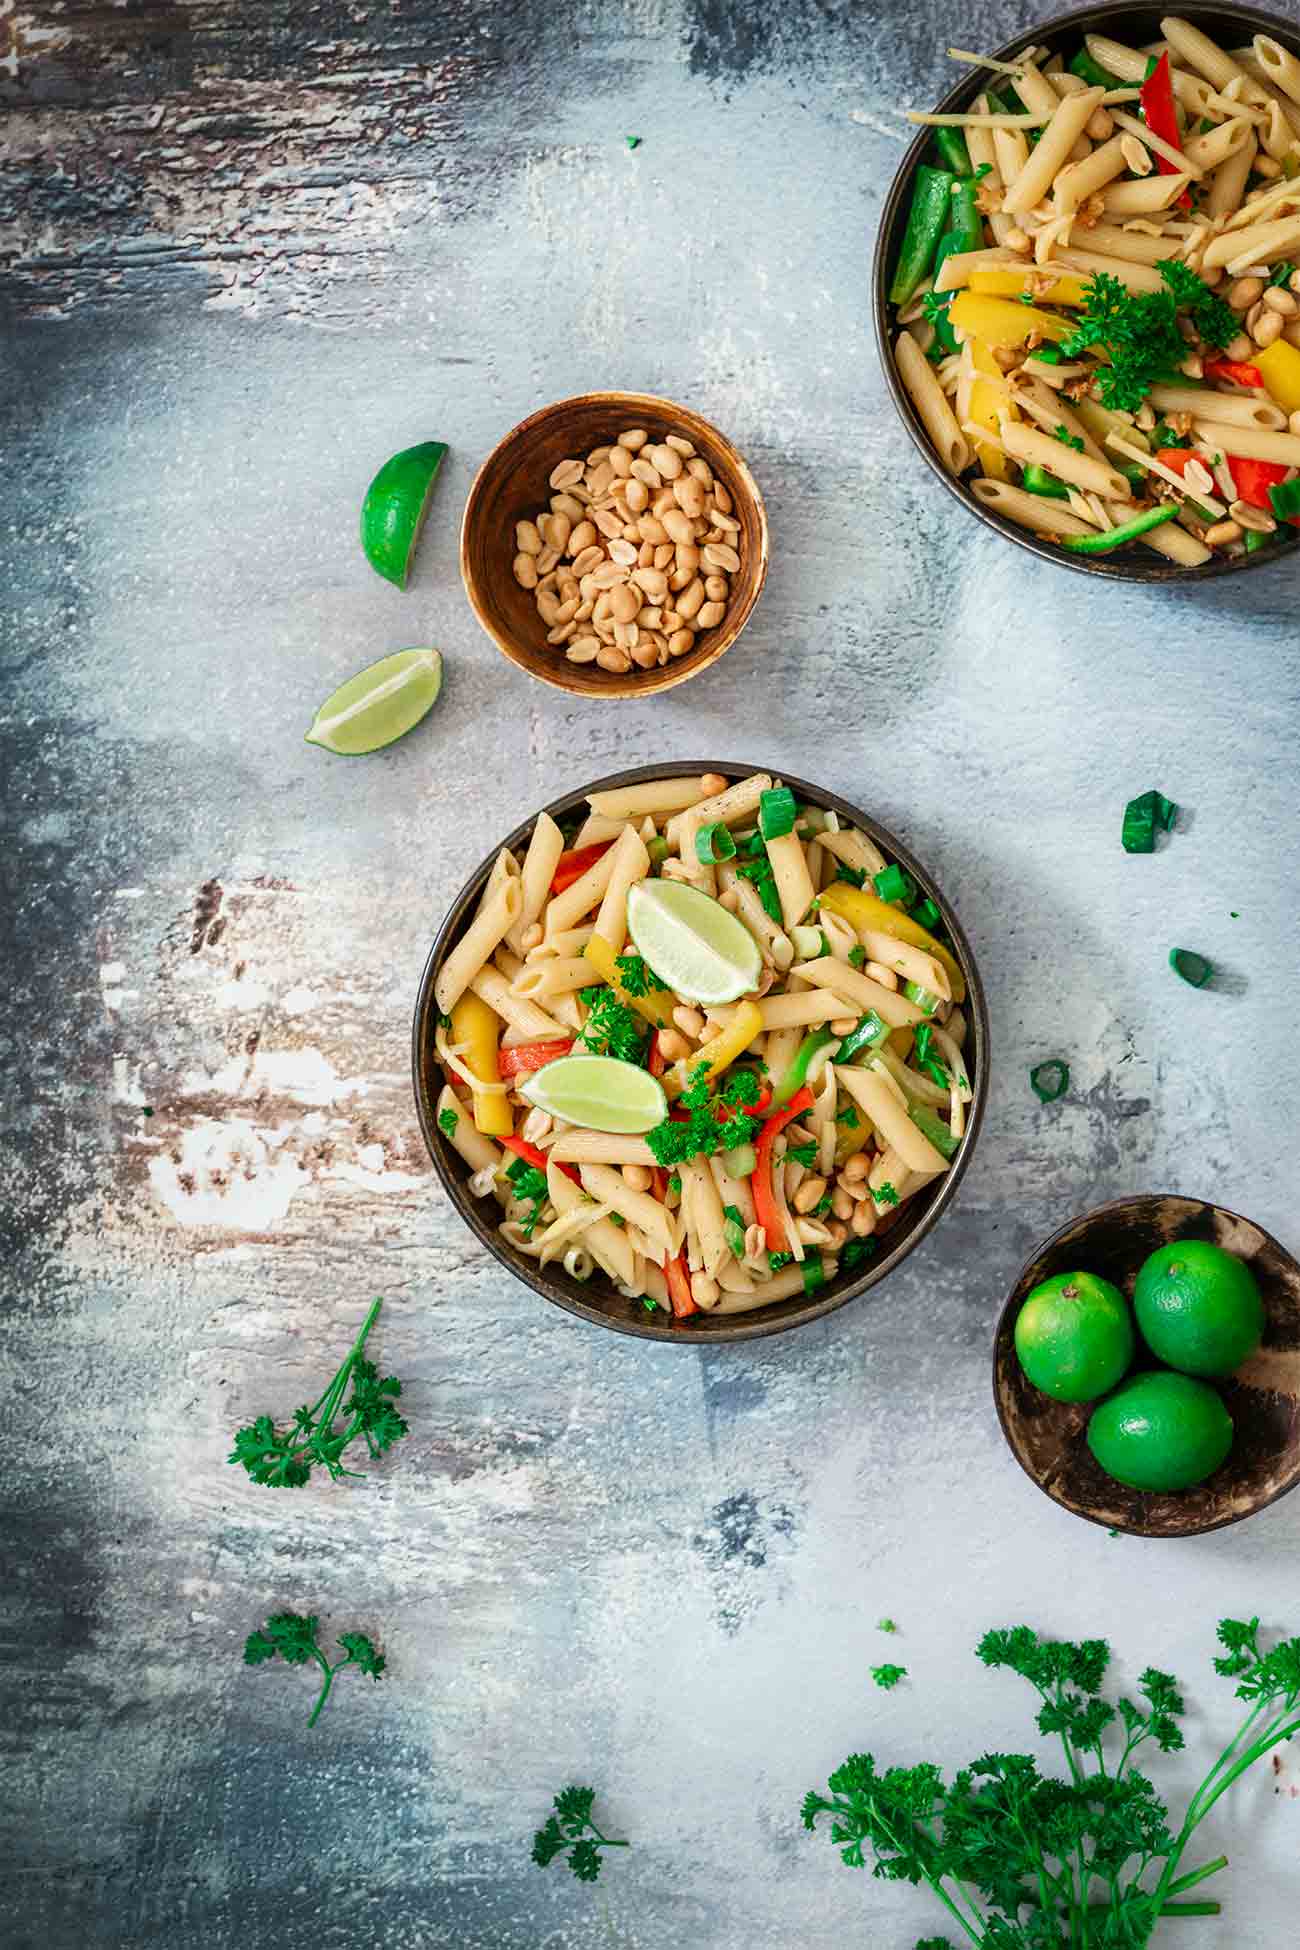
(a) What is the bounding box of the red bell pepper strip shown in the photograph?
[497,1039,574,1079]
[1154,447,1194,476]
[550,841,613,895]
[648,1032,666,1078]
[1227,453,1291,509]
[715,1080,772,1122]
[1140,53,1191,209]
[664,1248,697,1318]
[1204,358,1264,389]
[498,1133,581,1184]
[751,1086,815,1251]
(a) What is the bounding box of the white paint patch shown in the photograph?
[280,984,324,1015]
[179,1043,363,1106]
[148,1116,311,1228]
[100,961,126,985]
[212,972,272,1010]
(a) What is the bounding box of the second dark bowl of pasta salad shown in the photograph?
[875,2,1300,578]
[413,763,988,1342]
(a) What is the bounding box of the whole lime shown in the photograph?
[1014,1270,1135,1403]
[1133,1240,1264,1378]
[1087,1371,1233,1492]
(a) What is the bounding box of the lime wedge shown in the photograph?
[361,440,447,588]
[305,648,442,755]
[519,1054,667,1134]
[626,879,762,1006]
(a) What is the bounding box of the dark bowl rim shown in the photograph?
[412,760,990,1345]
[872,0,1300,584]
[992,1192,1300,1537]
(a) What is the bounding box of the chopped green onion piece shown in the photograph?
[695,820,737,864]
[1170,947,1213,988]
[909,897,942,933]
[1030,1059,1070,1104]
[1029,342,1064,365]
[848,944,867,969]
[1021,463,1071,499]
[836,1011,890,1063]
[1268,477,1300,520]
[801,1258,827,1297]
[772,1026,839,1106]
[1269,260,1297,287]
[722,1142,756,1179]
[873,863,917,906]
[902,979,942,1017]
[758,787,797,840]
[722,1203,746,1258]
[908,1103,959,1159]
[913,1022,949,1089]
[798,806,829,834]
[1121,788,1178,854]
[1059,505,1180,554]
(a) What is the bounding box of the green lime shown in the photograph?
[1087,1370,1233,1491]
[1014,1270,1134,1403]
[1133,1239,1264,1377]
[519,1054,667,1134]
[360,440,447,588]
[625,879,762,1006]
[305,647,442,755]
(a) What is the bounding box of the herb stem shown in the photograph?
[1167,1855,1228,1896]
[305,1647,337,1728]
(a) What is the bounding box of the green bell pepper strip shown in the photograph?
[1059,504,1180,553]
[801,1258,828,1297]
[908,1104,959,1160]
[873,863,917,906]
[925,179,985,357]
[1070,48,1124,88]
[889,165,955,307]
[933,126,972,176]
[1021,464,1071,499]
[771,1026,839,1108]
[1245,528,1271,553]
[835,1012,890,1064]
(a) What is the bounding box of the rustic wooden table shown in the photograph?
[4,2,1300,1945]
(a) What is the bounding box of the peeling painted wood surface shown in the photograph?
[4,2,1300,1945]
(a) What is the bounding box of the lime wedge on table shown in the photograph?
[305,648,442,755]
[360,440,447,588]
[626,879,762,1006]
[520,1055,667,1135]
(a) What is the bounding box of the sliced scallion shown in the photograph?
[758,787,797,840]
[1170,947,1213,988]
[1121,789,1178,854]
[722,1141,756,1179]
[1030,1058,1070,1103]
[873,863,917,906]
[908,1103,959,1159]
[722,1203,746,1258]
[902,978,942,1016]
[696,820,737,864]
[909,896,942,933]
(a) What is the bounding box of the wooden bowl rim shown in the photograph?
[458,391,770,699]
[872,0,1300,584]
[992,1193,1300,1537]
[412,759,990,1344]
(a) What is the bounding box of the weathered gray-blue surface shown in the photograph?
[4,1,1300,1945]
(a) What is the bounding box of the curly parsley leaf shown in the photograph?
[437,1107,459,1137]
[614,953,669,998]
[871,1663,908,1689]
[228,1299,406,1489]
[243,1611,385,1725]
[578,986,648,1065]
[532,1786,629,1882]
[1061,263,1238,411]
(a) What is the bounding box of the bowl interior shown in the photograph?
[994,1195,1300,1536]
[873,0,1300,582]
[413,761,988,1342]
[460,393,769,698]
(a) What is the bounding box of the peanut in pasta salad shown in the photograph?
[432,773,974,1323]
[890,20,1300,561]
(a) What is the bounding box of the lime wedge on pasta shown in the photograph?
[626,879,762,1006]
[519,1054,667,1134]
[305,647,442,755]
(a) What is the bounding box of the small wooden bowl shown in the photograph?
[994,1196,1300,1538]
[459,392,769,698]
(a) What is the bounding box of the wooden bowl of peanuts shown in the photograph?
[459,393,770,694]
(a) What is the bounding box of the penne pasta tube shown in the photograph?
[1083,32,1152,84]
[933,247,1026,294]
[790,957,928,1027]
[578,1163,674,1260]
[1191,422,1300,464]
[665,773,772,850]
[999,421,1132,499]
[527,925,593,960]
[435,1084,503,1171]
[993,124,1031,191]
[714,1257,834,1312]
[545,834,625,934]
[548,1131,658,1165]
[755,989,851,1031]
[1055,246,1169,293]
[1078,220,1184,265]
[505,810,563,954]
[1053,134,1129,211]
[468,965,570,1043]
[870,1151,942,1212]
[1102,171,1194,213]
[1007,57,1059,118]
[512,954,595,1000]
[907,109,1052,128]
[1161,14,1261,99]
[1204,212,1300,273]
[851,932,951,997]
[590,822,650,956]
[816,826,888,879]
[533,1201,614,1265]
[1107,107,1203,178]
[1002,86,1103,212]
[1255,34,1300,109]
[729,873,786,948]
[709,1152,756,1229]
[1181,115,1253,171]
[970,478,1096,536]
[835,1066,950,1175]
[1148,384,1286,431]
[571,812,628,847]
[764,830,817,932]
[586,777,711,820]
[435,864,524,1016]
[547,1166,636,1285]
[895,331,971,475]
[679,1157,730,1278]
[1143,520,1214,567]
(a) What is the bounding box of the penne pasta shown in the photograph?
[896,331,971,475]
[590,823,650,957]
[468,965,570,1042]
[435,862,523,1015]
[1000,421,1132,500]
[586,777,712,820]
[1147,385,1286,431]
[1003,86,1103,212]
[505,811,564,954]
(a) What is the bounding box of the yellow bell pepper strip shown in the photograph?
[818,883,966,1005]
[582,932,676,1030]
[1254,338,1300,415]
[967,268,1091,307]
[663,999,764,1101]
[967,338,1012,481]
[947,291,1075,349]
[449,992,512,1137]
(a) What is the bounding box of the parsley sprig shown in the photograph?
[1062,263,1238,412]
[646,1064,767,1168]
[614,953,669,997]
[578,985,648,1065]
[243,1611,385,1726]
[803,1618,1300,1945]
[532,1786,630,1881]
[228,1299,407,1488]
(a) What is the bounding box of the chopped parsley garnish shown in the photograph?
[841,1236,877,1272]
[437,1011,452,1029]
[578,986,648,1065]
[786,1142,818,1168]
[871,1663,908,1690]
[645,1064,767,1167]
[614,953,669,997]
[737,855,781,922]
[834,863,867,888]
[912,1022,949,1091]
[875,1181,900,1207]
[769,1250,794,1271]
[243,1612,385,1726]
[532,1786,629,1882]
[813,1193,833,1217]
[1151,422,1191,450]
[667,1173,681,1197]
[506,1154,550,1236]
[1053,426,1085,453]
[437,1107,459,1138]
[848,945,867,969]
[878,1617,898,1633]
[1062,264,1238,412]
[837,1105,861,1128]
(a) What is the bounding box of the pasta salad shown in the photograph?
[431,771,975,1322]
[890,18,1300,563]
